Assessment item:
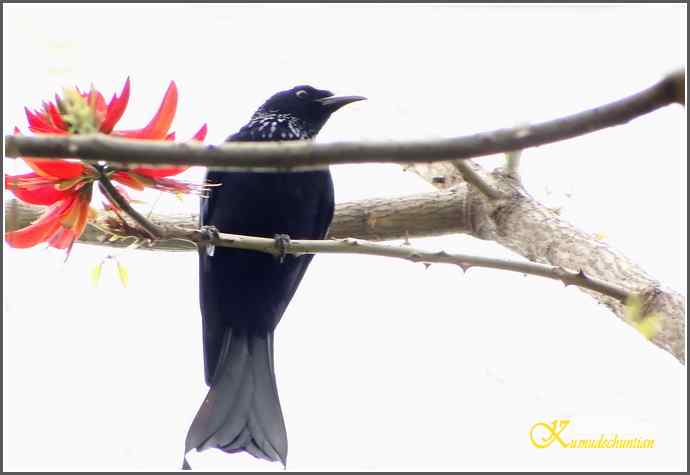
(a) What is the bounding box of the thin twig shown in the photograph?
[96,171,165,240]
[505,150,522,181]
[3,71,684,172]
[164,228,632,303]
[452,160,506,199]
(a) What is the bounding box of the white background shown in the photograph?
[2,3,687,471]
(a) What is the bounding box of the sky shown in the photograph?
[2,3,687,471]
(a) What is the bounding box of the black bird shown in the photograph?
[184,86,365,468]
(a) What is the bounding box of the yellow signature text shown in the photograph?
[530,419,655,449]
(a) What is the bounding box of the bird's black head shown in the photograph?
[233,85,365,141]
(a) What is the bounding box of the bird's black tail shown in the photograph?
[183,329,287,469]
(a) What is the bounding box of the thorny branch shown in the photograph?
[116,221,635,304]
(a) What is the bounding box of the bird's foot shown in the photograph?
[199,225,220,257]
[274,234,291,263]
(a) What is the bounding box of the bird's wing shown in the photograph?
[198,171,334,385]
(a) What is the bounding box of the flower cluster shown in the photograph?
[5,78,207,253]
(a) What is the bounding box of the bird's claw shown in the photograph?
[199,225,220,242]
[274,234,291,263]
[200,225,220,257]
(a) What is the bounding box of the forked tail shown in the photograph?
[183,330,287,469]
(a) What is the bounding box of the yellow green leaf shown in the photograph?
[633,314,663,340]
[624,294,662,340]
[624,294,644,322]
[116,261,129,288]
[90,262,103,286]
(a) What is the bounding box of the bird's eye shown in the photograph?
[295,90,309,99]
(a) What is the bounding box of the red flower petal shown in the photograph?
[14,127,84,179]
[112,171,146,191]
[129,124,206,179]
[155,178,192,193]
[48,227,73,250]
[112,81,177,140]
[25,107,67,135]
[73,194,92,235]
[11,128,85,179]
[131,165,189,179]
[87,88,108,117]
[25,107,50,129]
[50,190,92,250]
[5,172,42,186]
[100,77,131,134]
[46,103,68,131]
[191,123,208,141]
[28,125,69,135]
[24,158,85,180]
[5,174,70,205]
[5,197,74,248]
[10,186,69,206]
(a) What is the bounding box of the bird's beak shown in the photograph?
[316,95,367,112]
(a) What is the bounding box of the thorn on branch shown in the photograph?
[459,264,471,273]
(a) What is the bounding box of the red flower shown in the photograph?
[5,78,207,253]
[5,186,93,250]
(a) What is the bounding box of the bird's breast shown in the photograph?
[204,170,332,240]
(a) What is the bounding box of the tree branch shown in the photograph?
[409,164,686,363]
[3,71,684,172]
[489,174,686,363]
[177,229,635,304]
[452,160,507,199]
[4,187,479,250]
